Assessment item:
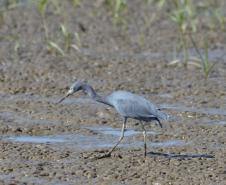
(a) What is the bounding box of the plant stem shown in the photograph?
[42,16,48,40]
[179,28,188,67]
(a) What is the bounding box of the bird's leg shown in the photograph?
[106,117,127,156]
[140,121,147,157]
[156,118,163,128]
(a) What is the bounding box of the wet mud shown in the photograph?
[0,1,226,185]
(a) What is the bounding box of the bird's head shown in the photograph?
[57,80,85,103]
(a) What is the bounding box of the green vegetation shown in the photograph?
[170,0,196,67]
[37,0,49,40]
[151,0,225,78]
[47,24,77,56]
[153,0,197,67]
[48,41,65,56]
[60,24,73,52]
[0,0,225,79]
[105,0,127,25]
[35,0,80,55]
[71,0,80,7]
[202,41,215,79]
[189,35,215,79]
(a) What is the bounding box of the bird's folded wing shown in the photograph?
[114,98,158,118]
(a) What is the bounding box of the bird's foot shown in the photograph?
[83,150,122,161]
[84,151,112,161]
[97,152,123,159]
[96,152,111,159]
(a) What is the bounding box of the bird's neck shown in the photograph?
[82,84,97,99]
[82,84,112,107]
[95,94,112,107]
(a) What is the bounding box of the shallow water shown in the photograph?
[66,48,226,62]
[83,125,157,137]
[150,140,188,148]
[0,111,62,125]
[0,92,223,153]
[160,103,226,116]
[3,125,187,150]
[6,135,65,143]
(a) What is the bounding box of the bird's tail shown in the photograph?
[156,110,170,121]
[157,110,179,122]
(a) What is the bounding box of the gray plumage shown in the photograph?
[58,80,169,157]
[106,91,168,121]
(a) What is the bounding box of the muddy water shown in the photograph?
[3,126,187,150]
[1,92,226,185]
[1,91,226,184]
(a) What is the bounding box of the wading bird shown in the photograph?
[58,80,168,157]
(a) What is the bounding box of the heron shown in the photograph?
[58,80,168,157]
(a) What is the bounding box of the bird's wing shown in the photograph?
[113,98,158,118]
[107,91,168,120]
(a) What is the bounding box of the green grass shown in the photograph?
[37,0,49,40]
[105,0,127,25]
[189,34,215,79]
[2,0,224,80]
[155,0,198,67]
[60,24,73,52]
[151,0,225,79]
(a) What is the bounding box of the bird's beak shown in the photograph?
[57,91,72,104]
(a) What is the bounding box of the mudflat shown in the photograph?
[0,1,226,184]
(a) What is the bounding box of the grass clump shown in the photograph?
[105,0,127,25]
[189,35,215,79]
